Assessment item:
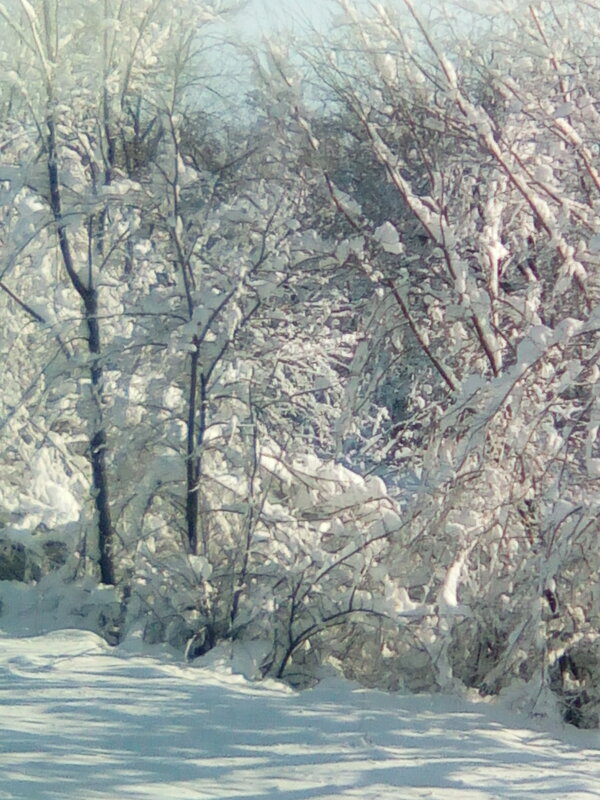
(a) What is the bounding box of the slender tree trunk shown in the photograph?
[85,291,116,586]
[186,342,208,556]
[46,113,116,585]
[186,343,200,555]
[230,399,258,628]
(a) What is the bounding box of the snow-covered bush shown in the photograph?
[262,0,600,721]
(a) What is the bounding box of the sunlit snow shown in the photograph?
[0,629,598,800]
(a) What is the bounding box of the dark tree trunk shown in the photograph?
[46,112,116,585]
[185,343,207,556]
[186,344,200,556]
[85,291,116,586]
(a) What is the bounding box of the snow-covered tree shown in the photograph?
[0,0,235,584]
[271,0,600,722]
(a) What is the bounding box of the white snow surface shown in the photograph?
[1,629,599,799]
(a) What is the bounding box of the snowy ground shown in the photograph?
[1,629,599,800]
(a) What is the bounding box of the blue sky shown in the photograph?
[229,0,334,39]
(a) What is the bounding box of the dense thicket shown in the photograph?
[2,0,600,727]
